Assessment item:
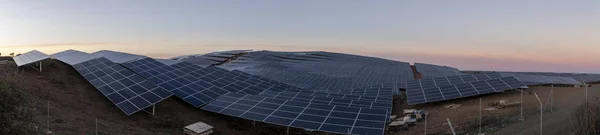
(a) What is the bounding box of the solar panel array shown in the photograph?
[407,72,503,89]
[52,50,100,65]
[414,63,465,78]
[406,76,525,105]
[202,93,388,135]
[171,50,252,67]
[510,72,600,84]
[13,50,51,66]
[218,51,414,93]
[575,74,600,83]
[470,71,600,84]
[91,50,145,63]
[73,57,172,115]
[497,72,582,85]
[122,58,300,107]
[258,90,393,120]
[171,55,221,67]
[154,58,183,65]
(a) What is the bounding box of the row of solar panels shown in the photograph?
[498,72,582,85]
[469,71,600,84]
[406,72,526,105]
[202,93,388,135]
[414,63,465,78]
[16,50,394,135]
[84,56,394,135]
[219,51,414,93]
[406,76,526,105]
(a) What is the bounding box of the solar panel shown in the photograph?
[497,72,581,86]
[13,50,51,67]
[258,90,391,110]
[218,51,413,92]
[406,77,526,105]
[122,58,301,107]
[91,50,145,63]
[73,57,172,115]
[202,93,387,135]
[316,85,395,97]
[52,50,100,65]
[414,63,464,78]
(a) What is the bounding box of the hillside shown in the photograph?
[0,59,294,135]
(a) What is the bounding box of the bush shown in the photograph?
[572,100,600,135]
[0,76,35,134]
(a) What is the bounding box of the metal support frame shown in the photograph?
[534,93,543,135]
[550,85,554,112]
[447,118,456,135]
[96,118,98,135]
[424,112,427,135]
[520,89,524,121]
[142,104,156,116]
[25,61,43,72]
[584,82,588,102]
[47,101,51,134]
[479,98,482,134]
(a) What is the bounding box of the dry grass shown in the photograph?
[572,99,600,135]
[0,75,36,134]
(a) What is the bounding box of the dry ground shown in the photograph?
[393,84,599,135]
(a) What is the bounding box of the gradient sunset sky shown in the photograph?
[1,1,599,73]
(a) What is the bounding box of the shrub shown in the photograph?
[572,100,600,135]
[0,76,35,134]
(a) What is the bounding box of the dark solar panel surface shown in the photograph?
[123,58,301,107]
[202,93,387,135]
[406,77,525,105]
[73,58,172,115]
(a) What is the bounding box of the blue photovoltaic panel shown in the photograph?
[501,77,527,89]
[258,90,392,122]
[406,77,526,105]
[202,93,387,135]
[258,90,391,110]
[405,80,426,105]
[460,75,478,82]
[123,58,301,107]
[73,58,172,115]
[447,76,465,85]
[454,83,479,97]
[471,81,495,94]
[423,87,444,102]
[318,85,395,98]
[218,51,413,93]
[438,85,462,99]
[13,50,51,67]
[268,89,393,104]
[52,49,100,65]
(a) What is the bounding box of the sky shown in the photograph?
[1,0,599,73]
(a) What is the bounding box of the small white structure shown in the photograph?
[184,121,214,135]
